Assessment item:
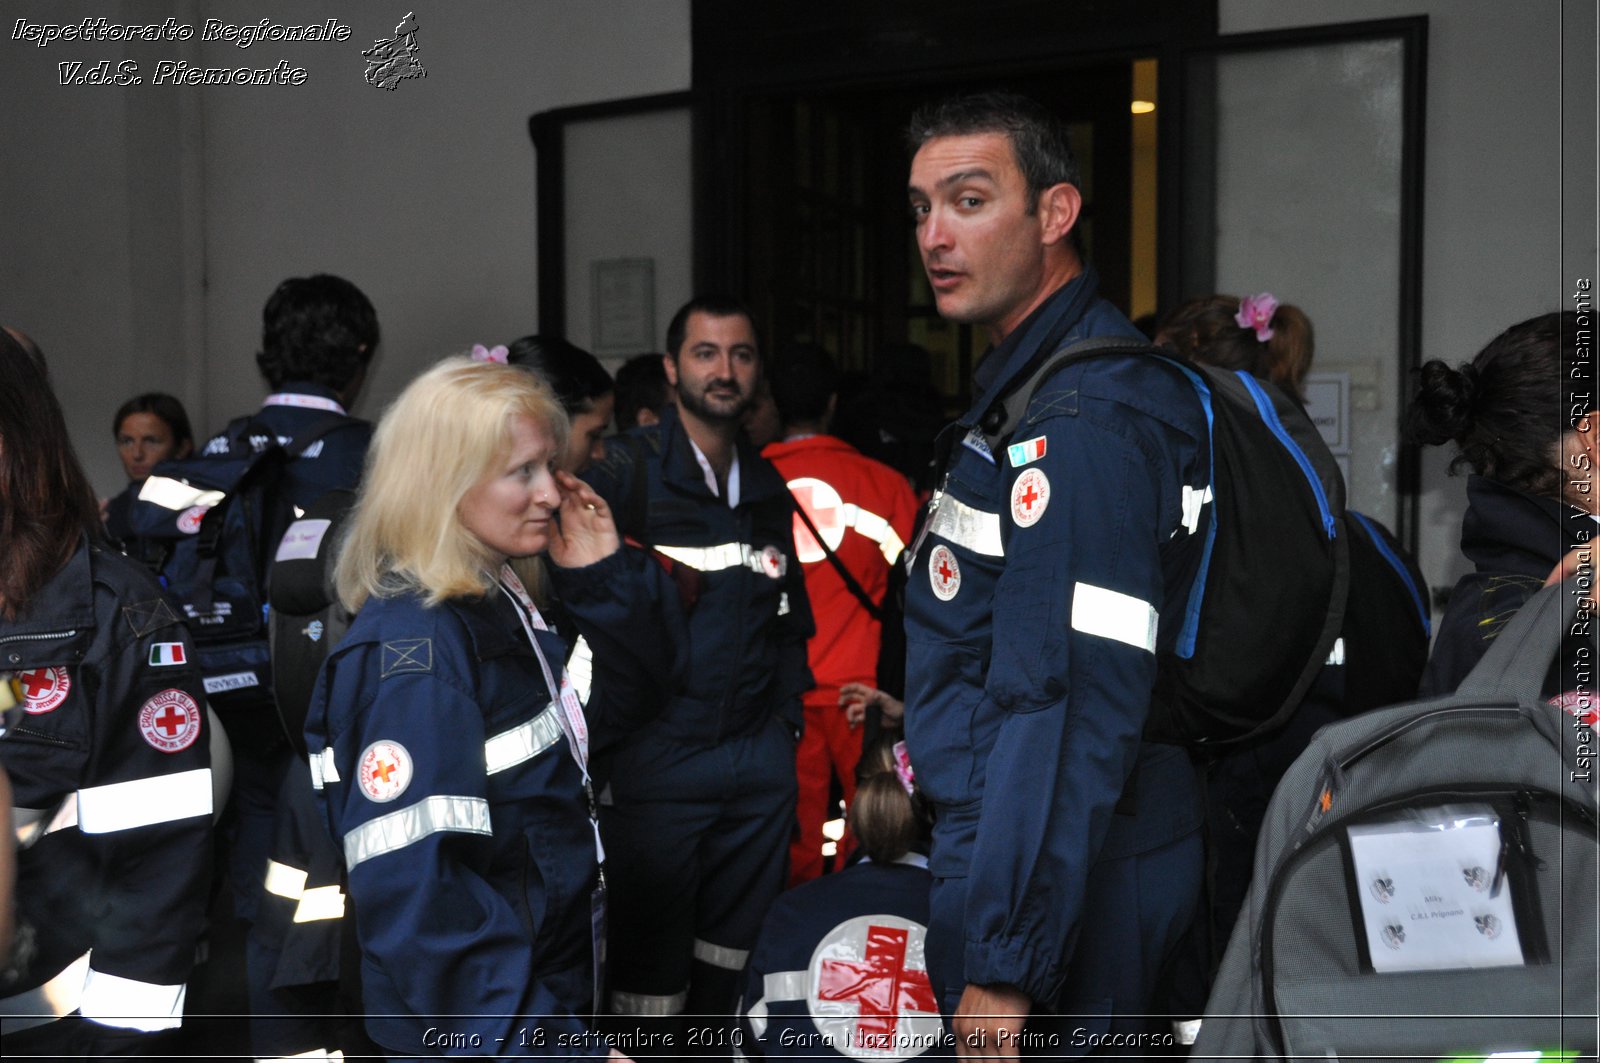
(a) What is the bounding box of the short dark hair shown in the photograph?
[664,295,758,361]
[505,335,613,416]
[0,329,103,617]
[1405,311,1585,499]
[769,343,840,426]
[256,273,379,391]
[112,392,195,452]
[614,353,670,428]
[906,91,1083,211]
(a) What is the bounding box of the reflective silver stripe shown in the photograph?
[264,860,308,900]
[568,635,594,707]
[761,969,809,1003]
[293,885,346,923]
[259,1050,346,1061]
[0,950,90,1034]
[841,503,908,563]
[343,794,492,871]
[1070,583,1158,654]
[484,702,564,775]
[310,748,339,791]
[1325,637,1347,666]
[925,493,1004,557]
[656,542,746,571]
[610,988,688,1016]
[137,475,225,512]
[745,998,770,1039]
[655,542,784,577]
[77,769,213,833]
[80,967,186,1032]
[693,938,750,971]
[1173,1018,1202,1045]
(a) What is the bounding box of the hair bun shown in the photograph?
[1405,359,1477,445]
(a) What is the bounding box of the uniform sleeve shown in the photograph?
[309,643,601,1058]
[79,605,213,1033]
[549,547,687,740]
[961,407,1180,1002]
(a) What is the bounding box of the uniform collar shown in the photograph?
[762,434,859,461]
[657,404,786,505]
[1462,475,1581,577]
[970,264,1103,408]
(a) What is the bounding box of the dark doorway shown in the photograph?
[693,0,1208,410]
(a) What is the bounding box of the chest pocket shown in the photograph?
[10,663,91,750]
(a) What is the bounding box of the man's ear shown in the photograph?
[1038,182,1083,248]
[662,352,679,389]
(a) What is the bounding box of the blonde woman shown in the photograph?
[306,354,673,1060]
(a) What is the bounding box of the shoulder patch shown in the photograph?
[139,688,203,752]
[123,597,180,639]
[1006,435,1047,467]
[381,638,433,677]
[358,740,413,802]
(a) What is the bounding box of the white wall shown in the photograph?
[1219,0,1600,600]
[1,0,691,498]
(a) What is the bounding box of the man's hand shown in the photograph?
[547,470,620,569]
[952,982,1031,1060]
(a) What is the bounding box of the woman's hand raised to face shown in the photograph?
[546,470,621,569]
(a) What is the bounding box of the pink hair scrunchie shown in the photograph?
[1234,292,1278,342]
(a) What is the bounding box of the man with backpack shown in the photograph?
[125,274,377,1052]
[901,93,1210,1057]
[189,273,376,920]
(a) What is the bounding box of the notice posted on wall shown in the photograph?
[1347,805,1525,973]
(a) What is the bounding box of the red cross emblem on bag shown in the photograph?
[808,914,941,1058]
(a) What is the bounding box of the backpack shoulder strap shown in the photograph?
[979,335,1159,452]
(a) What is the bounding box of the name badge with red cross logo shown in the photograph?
[1010,468,1050,528]
[358,740,413,803]
[928,545,960,602]
[138,688,203,752]
[808,914,942,1058]
[18,666,71,714]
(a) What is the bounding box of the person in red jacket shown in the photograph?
[764,345,919,885]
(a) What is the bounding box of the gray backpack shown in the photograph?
[1194,584,1596,1061]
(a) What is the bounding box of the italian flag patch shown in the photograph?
[1007,435,1047,467]
[149,642,187,667]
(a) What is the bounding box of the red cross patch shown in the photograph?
[928,545,960,601]
[176,505,209,535]
[808,914,942,1059]
[138,688,202,752]
[1010,468,1050,528]
[759,544,786,579]
[789,476,846,563]
[18,666,71,714]
[358,740,413,803]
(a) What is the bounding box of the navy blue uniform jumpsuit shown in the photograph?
[902,269,1209,1054]
[581,405,814,1021]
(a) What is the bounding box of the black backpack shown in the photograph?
[267,488,357,761]
[125,413,353,751]
[978,338,1350,748]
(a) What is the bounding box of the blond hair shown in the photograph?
[334,355,569,611]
